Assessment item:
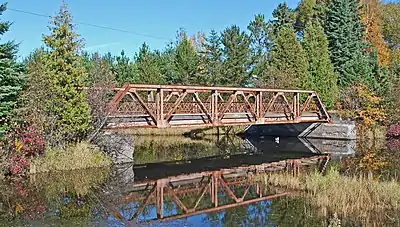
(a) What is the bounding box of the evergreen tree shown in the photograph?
[160,42,178,84]
[115,50,135,85]
[303,21,338,108]
[268,26,308,89]
[296,0,329,28]
[221,25,251,86]
[325,0,371,87]
[270,3,297,37]
[0,3,25,133]
[203,30,223,85]
[173,30,201,85]
[361,0,390,66]
[42,3,91,144]
[134,42,165,84]
[248,14,270,83]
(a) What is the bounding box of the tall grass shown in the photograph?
[30,142,112,173]
[263,167,400,221]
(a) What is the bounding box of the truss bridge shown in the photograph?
[105,84,331,128]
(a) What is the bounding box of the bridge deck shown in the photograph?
[106,84,330,128]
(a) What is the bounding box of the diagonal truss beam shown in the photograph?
[194,92,213,123]
[218,91,237,121]
[164,91,188,121]
[241,93,257,120]
[131,90,157,124]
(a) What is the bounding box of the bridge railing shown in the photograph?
[106,84,330,128]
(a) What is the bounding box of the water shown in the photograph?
[0,134,396,226]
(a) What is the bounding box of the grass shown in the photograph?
[30,142,112,173]
[262,167,400,221]
[30,167,110,197]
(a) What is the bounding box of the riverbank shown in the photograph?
[30,142,112,174]
[262,166,400,224]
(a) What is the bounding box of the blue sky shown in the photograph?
[3,0,300,59]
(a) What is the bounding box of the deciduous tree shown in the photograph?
[381,2,400,49]
[361,0,390,66]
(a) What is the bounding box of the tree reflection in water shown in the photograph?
[0,134,399,226]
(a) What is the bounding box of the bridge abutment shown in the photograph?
[241,119,356,140]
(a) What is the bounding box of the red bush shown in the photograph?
[388,124,400,138]
[6,122,46,177]
[8,123,45,157]
[387,139,400,151]
[9,155,29,176]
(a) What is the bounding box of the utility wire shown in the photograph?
[8,7,171,41]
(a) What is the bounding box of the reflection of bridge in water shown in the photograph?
[107,149,330,224]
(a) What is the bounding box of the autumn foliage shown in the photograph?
[361,0,390,66]
[338,84,386,125]
[6,123,45,176]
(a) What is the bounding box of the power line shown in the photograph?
[7,7,171,41]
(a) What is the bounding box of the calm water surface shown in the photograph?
[1,134,398,227]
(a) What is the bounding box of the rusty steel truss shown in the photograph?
[108,154,330,223]
[106,84,331,128]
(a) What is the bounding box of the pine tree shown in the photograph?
[361,0,390,66]
[248,14,270,84]
[221,25,251,86]
[303,21,338,108]
[270,2,297,36]
[173,30,201,85]
[325,0,371,87]
[0,3,25,133]
[115,50,136,85]
[134,43,165,84]
[296,0,329,28]
[42,3,91,144]
[203,30,223,85]
[268,26,308,89]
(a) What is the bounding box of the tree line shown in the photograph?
[0,0,399,159]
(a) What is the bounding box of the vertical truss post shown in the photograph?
[211,90,218,126]
[156,179,165,219]
[211,172,219,207]
[293,92,300,121]
[156,88,165,128]
[256,91,264,124]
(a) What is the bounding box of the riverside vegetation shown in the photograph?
[0,0,399,182]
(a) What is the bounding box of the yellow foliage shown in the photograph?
[339,84,386,125]
[359,151,388,171]
[361,0,390,66]
[15,204,24,215]
[14,140,23,153]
